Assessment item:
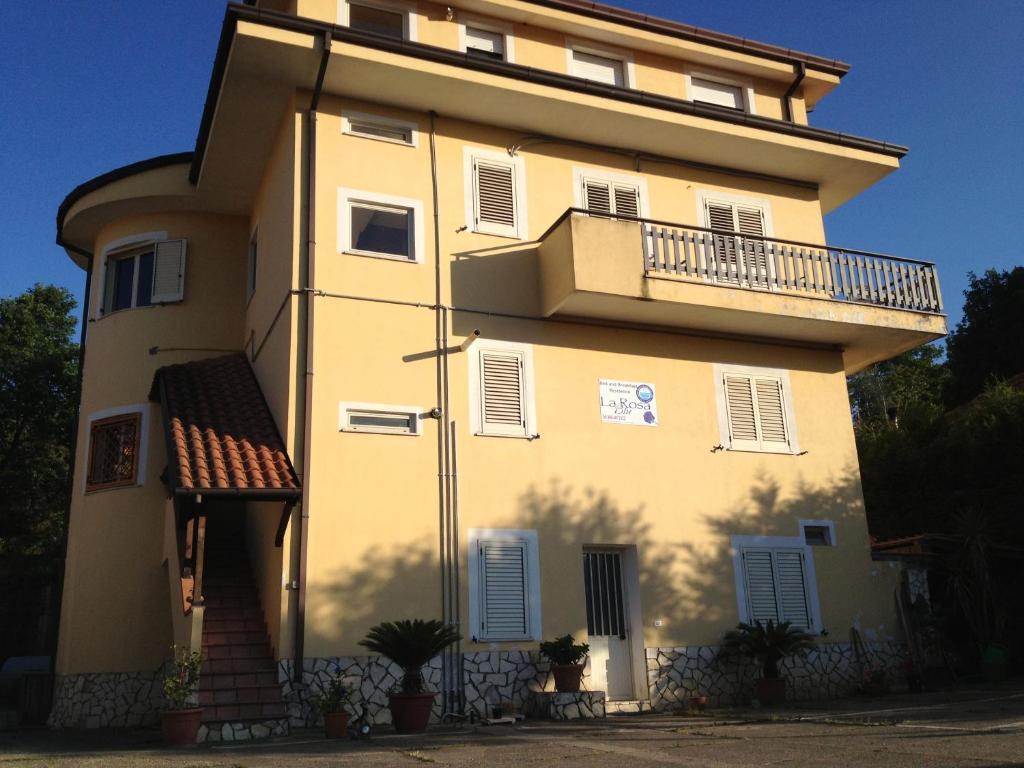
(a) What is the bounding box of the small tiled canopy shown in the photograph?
[150,353,300,499]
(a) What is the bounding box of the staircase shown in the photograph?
[198,512,288,740]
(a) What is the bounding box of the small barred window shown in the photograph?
[86,414,141,491]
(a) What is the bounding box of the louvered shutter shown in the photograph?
[723,374,760,451]
[583,179,612,215]
[582,178,640,219]
[774,550,811,630]
[691,77,744,110]
[479,349,528,436]
[572,50,624,86]
[743,550,780,624]
[754,377,790,449]
[479,538,530,640]
[612,184,640,218]
[706,201,740,283]
[151,239,187,303]
[473,158,518,237]
[736,205,769,287]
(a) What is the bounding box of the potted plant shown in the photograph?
[161,645,203,747]
[686,668,708,712]
[539,634,590,693]
[719,620,814,706]
[359,619,459,733]
[314,665,352,738]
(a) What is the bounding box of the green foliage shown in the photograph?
[538,634,589,665]
[313,666,352,714]
[719,620,815,679]
[848,344,948,434]
[163,645,203,710]
[946,267,1024,406]
[358,619,459,693]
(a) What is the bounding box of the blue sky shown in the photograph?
[1,1,1021,331]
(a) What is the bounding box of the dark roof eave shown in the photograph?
[174,487,302,501]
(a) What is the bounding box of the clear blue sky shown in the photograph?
[1,1,1021,330]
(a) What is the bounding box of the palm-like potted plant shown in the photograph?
[359,619,460,733]
[314,665,352,738]
[161,645,203,746]
[539,634,590,692]
[719,620,814,706]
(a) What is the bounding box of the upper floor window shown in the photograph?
[460,23,514,62]
[714,364,799,454]
[340,0,416,41]
[573,167,647,219]
[338,188,424,263]
[101,238,187,315]
[86,413,141,492]
[686,70,756,114]
[469,339,538,439]
[342,110,418,147]
[568,43,633,88]
[465,148,527,239]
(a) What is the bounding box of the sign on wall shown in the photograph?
[599,379,658,426]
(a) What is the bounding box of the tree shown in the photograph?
[945,267,1024,406]
[847,344,948,434]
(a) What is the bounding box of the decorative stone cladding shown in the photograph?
[49,669,165,728]
[527,691,606,720]
[278,651,591,726]
[198,718,289,742]
[646,640,906,708]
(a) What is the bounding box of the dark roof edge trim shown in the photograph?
[521,0,850,77]
[56,152,194,255]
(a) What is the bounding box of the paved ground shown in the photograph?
[3,683,1023,767]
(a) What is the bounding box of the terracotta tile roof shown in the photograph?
[150,354,300,498]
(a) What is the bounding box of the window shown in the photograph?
[340,0,415,41]
[246,228,258,303]
[342,111,417,147]
[735,543,818,632]
[573,168,646,219]
[714,364,799,454]
[86,413,142,491]
[800,520,836,547]
[570,48,627,87]
[101,238,186,314]
[465,149,526,239]
[339,402,422,435]
[469,340,537,439]
[338,189,424,263]
[699,192,772,287]
[686,70,755,114]
[468,528,542,642]
[462,25,511,61]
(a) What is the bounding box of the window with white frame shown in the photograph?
[339,402,422,435]
[462,25,509,61]
[573,168,646,219]
[101,238,186,315]
[699,192,772,287]
[686,71,755,113]
[342,110,417,147]
[340,0,415,40]
[469,528,542,642]
[732,536,820,632]
[338,189,424,262]
[246,228,258,303]
[469,339,537,439]
[714,364,798,454]
[569,46,630,87]
[465,149,526,239]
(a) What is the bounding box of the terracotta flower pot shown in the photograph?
[388,692,435,733]
[687,695,708,712]
[755,677,786,706]
[551,663,585,693]
[323,711,351,738]
[161,707,203,747]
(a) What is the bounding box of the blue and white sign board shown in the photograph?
[599,379,658,426]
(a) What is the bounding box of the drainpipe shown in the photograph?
[294,30,332,684]
[49,239,94,676]
[782,62,806,123]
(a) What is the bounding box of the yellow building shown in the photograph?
[52,0,946,736]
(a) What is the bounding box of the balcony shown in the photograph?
[537,211,947,372]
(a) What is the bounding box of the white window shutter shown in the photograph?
[572,50,624,86]
[743,550,780,624]
[691,77,744,109]
[480,538,530,640]
[774,550,811,630]
[723,374,760,450]
[754,377,790,449]
[474,158,518,237]
[479,349,528,437]
[612,184,640,218]
[151,239,187,303]
[583,179,612,214]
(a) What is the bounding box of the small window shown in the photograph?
[339,402,421,435]
[102,247,154,314]
[578,175,642,219]
[715,365,798,454]
[342,111,417,146]
[800,521,835,547]
[469,528,542,642]
[571,48,625,87]
[465,27,504,60]
[739,546,814,631]
[246,229,258,303]
[86,414,142,491]
[470,341,537,439]
[692,77,744,110]
[348,2,404,39]
[465,149,526,239]
[339,189,423,263]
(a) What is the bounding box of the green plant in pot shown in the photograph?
[359,619,459,733]
[161,645,203,747]
[539,634,590,693]
[719,620,813,706]
[314,665,352,738]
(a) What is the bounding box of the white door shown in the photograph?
[583,550,634,700]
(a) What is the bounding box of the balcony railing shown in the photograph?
[608,213,943,314]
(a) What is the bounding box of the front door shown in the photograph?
[583,549,634,700]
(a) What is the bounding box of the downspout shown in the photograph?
[782,62,806,123]
[294,30,332,683]
[49,239,93,675]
